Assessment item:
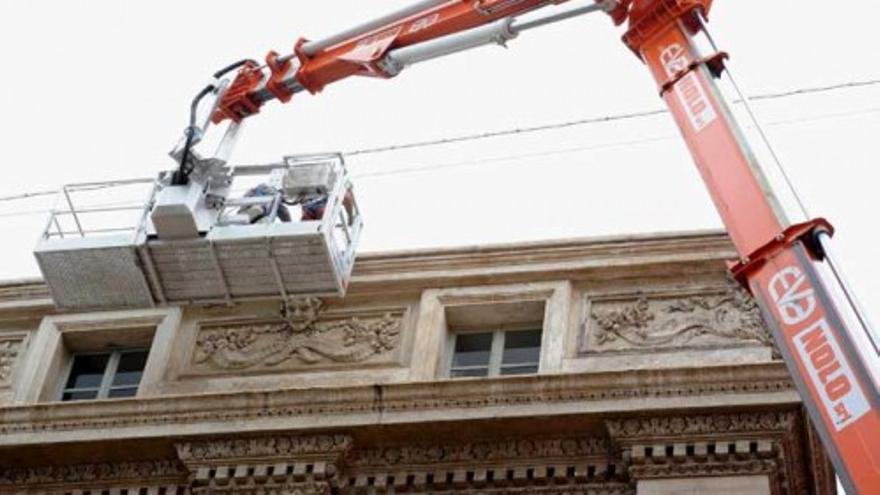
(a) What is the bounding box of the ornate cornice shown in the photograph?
[606,410,797,442]
[0,363,796,445]
[353,437,609,469]
[605,410,826,495]
[177,435,354,464]
[0,459,186,487]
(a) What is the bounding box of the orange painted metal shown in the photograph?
[750,243,880,494]
[211,61,264,124]
[204,1,880,487]
[213,0,580,122]
[622,1,880,491]
[630,17,783,256]
[265,51,294,104]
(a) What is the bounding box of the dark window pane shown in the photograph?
[450,367,490,379]
[112,351,148,387]
[62,390,99,402]
[107,387,138,399]
[502,329,542,366]
[452,333,493,368]
[500,364,539,376]
[65,354,110,390]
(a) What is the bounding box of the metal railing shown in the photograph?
[40,179,160,243]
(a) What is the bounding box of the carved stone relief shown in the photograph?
[176,434,352,495]
[605,411,796,441]
[349,436,631,494]
[353,437,610,468]
[583,283,775,354]
[604,410,826,495]
[0,334,26,387]
[0,460,187,490]
[190,298,404,373]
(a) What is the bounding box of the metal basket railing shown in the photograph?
[40,179,160,243]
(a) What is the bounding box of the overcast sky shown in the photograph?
[0,0,877,324]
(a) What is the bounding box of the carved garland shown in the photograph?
[605,411,797,440]
[192,298,402,370]
[0,337,23,385]
[352,437,610,468]
[176,434,354,463]
[588,284,775,352]
[0,460,187,487]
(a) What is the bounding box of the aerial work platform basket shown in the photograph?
[35,154,363,310]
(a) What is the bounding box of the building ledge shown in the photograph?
[0,361,796,448]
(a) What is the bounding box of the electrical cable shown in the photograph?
[173,59,260,186]
[352,106,880,180]
[213,59,257,79]
[1,77,878,206]
[173,84,216,185]
[1,106,876,219]
[343,78,880,157]
[701,19,811,220]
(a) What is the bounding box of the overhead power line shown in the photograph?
[0,190,57,203]
[344,78,880,157]
[352,106,880,180]
[1,78,878,209]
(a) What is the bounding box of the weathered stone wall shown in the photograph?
[0,232,835,494]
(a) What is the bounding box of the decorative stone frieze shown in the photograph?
[349,436,632,494]
[605,411,796,440]
[0,460,187,491]
[176,434,353,495]
[605,410,818,495]
[0,334,26,387]
[176,435,354,463]
[584,284,774,354]
[353,437,609,467]
[190,298,404,373]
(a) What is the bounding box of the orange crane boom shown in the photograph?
[185,1,880,492]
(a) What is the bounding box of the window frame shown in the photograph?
[59,347,150,401]
[447,326,542,379]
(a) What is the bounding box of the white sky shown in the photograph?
[0,0,877,325]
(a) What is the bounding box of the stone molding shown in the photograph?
[352,437,609,468]
[0,363,796,443]
[1,408,828,495]
[0,333,27,387]
[11,308,181,405]
[189,305,404,374]
[605,410,822,495]
[583,283,774,355]
[605,411,796,441]
[348,436,629,493]
[177,435,354,464]
[0,232,734,313]
[176,434,353,495]
[0,459,187,491]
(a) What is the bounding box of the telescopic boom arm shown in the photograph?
[186,1,880,492]
[210,0,624,124]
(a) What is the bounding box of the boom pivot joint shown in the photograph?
[728,218,835,289]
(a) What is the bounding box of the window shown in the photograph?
[449,328,542,378]
[60,348,149,401]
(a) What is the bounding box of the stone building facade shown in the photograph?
[0,232,835,494]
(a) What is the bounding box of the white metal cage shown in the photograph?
[35,154,363,310]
